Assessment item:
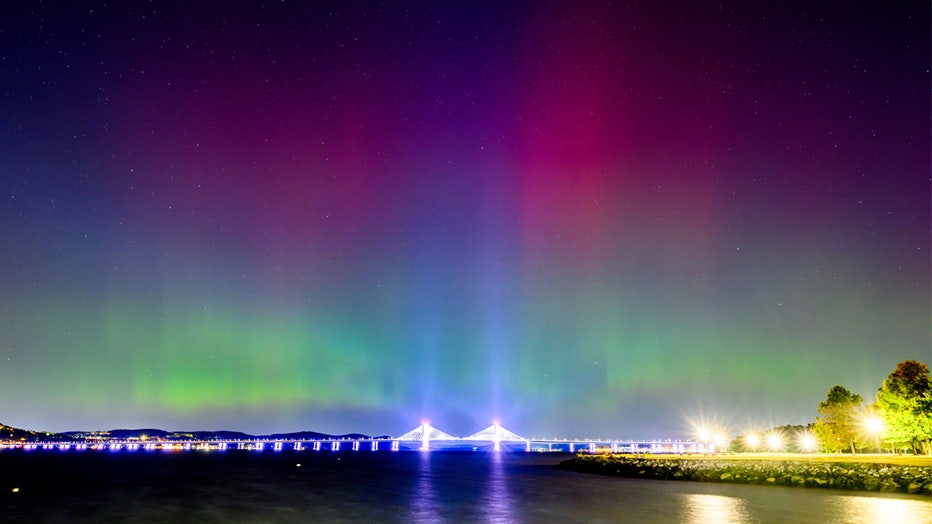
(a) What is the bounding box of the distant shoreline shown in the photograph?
[558,454,932,495]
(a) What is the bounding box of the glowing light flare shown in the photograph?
[745,434,760,451]
[865,417,884,435]
[688,417,732,452]
[798,433,817,453]
[862,415,885,453]
[766,433,783,451]
[688,415,732,450]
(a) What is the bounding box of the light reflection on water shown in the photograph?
[836,495,932,524]
[408,451,441,523]
[407,452,517,523]
[684,494,750,524]
[481,452,515,523]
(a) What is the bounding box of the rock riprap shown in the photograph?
[558,455,932,495]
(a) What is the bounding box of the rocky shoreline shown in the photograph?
[558,454,932,495]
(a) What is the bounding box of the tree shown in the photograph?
[876,360,932,454]
[813,385,863,453]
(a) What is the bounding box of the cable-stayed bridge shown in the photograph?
[4,421,708,454]
[397,422,529,452]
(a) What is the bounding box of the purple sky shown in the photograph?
[1,1,928,438]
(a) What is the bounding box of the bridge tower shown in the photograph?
[397,421,457,451]
[420,421,430,450]
[464,421,526,451]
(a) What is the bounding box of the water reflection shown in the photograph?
[481,452,516,523]
[408,452,442,523]
[838,496,932,524]
[684,494,751,524]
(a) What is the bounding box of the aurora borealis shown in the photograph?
[1,2,928,439]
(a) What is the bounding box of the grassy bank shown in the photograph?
[558,454,932,495]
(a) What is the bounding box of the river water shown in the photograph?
[2,450,930,522]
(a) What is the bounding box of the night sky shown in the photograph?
[1,1,929,439]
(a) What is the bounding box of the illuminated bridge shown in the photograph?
[3,422,707,454]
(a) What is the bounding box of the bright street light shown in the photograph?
[865,417,884,453]
[865,417,884,434]
[798,433,817,453]
[766,433,783,452]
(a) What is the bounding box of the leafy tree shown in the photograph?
[813,385,863,453]
[876,360,932,454]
